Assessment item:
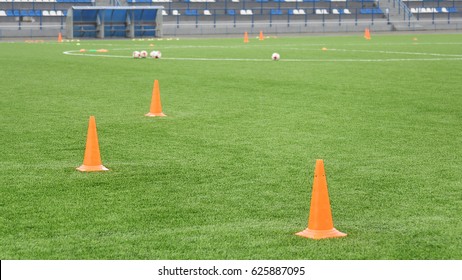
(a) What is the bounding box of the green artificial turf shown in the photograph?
[1,33,461,259]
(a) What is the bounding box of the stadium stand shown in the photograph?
[124,0,385,23]
[403,0,459,22]
[0,0,94,26]
[1,0,462,38]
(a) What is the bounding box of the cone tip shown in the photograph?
[315,159,325,169]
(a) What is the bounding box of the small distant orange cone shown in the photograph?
[364,28,371,40]
[76,116,109,172]
[58,32,63,43]
[259,31,264,41]
[244,32,249,43]
[296,160,347,239]
[145,80,166,117]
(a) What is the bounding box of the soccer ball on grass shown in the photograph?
[150,50,162,59]
[272,53,280,61]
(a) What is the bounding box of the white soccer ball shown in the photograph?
[140,50,148,58]
[132,51,140,58]
[150,50,161,59]
[272,53,280,61]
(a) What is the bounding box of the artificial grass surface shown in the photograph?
[1,33,461,259]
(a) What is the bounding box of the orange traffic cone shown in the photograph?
[259,31,264,41]
[76,116,109,172]
[244,32,249,43]
[145,80,166,117]
[364,28,371,40]
[296,160,346,239]
[58,32,63,43]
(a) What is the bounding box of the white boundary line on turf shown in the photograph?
[63,50,132,59]
[63,50,462,62]
[328,48,462,58]
[161,57,462,62]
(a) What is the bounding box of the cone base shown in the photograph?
[145,112,166,117]
[76,164,109,172]
[296,228,347,240]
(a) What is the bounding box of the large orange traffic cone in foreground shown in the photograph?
[58,32,63,43]
[296,160,346,239]
[364,28,371,40]
[76,116,109,172]
[244,32,249,43]
[145,80,166,117]
[259,31,264,41]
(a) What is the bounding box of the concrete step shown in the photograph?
[392,23,425,31]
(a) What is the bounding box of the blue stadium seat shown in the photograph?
[227,10,235,15]
[360,8,383,14]
[360,8,370,14]
[270,9,283,15]
[185,9,199,16]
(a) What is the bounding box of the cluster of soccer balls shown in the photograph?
[133,50,277,60]
[133,50,162,59]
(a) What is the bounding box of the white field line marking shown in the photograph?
[329,48,462,57]
[160,57,462,62]
[63,50,462,62]
[63,50,132,58]
[110,46,462,58]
